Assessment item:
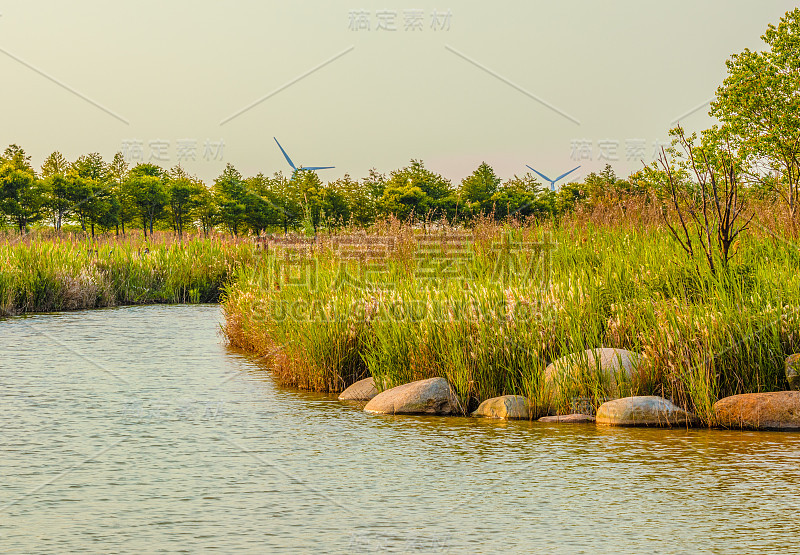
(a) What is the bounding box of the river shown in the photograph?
[1,305,799,553]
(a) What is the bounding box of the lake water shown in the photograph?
[2,305,800,553]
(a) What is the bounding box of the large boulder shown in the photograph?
[713,391,800,430]
[338,377,378,402]
[364,377,461,415]
[538,414,595,424]
[786,354,800,391]
[471,395,531,420]
[596,396,699,427]
[545,348,642,407]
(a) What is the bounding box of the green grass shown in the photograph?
[4,222,798,426]
[221,222,800,423]
[0,232,255,315]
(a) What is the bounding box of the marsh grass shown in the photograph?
[5,221,799,426]
[222,220,800,423]
[0,232,254,316]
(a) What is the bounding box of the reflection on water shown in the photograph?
[1,305,799,553]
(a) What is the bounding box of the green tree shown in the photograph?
[347,169,383,227]
[292,169,325,234]
[460,162,501,217]
[379,160,453,221]
[242,173,282,235]
[491,173,550,220]
[72,153,112,237]
[710,8,800,223]
[327,174,371,228]
[0,145,45,233]
[213,163,248,236]
[41,151,71,230]
[196,185,218,237]
[125,163,168,237]
[41,151,69,178]
[108,152,133,235]
[167,166,205,237]
[268,171,302,234]
[362,168,386,201]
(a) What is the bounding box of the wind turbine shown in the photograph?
[526,164,581,192]
[274,137,334,177]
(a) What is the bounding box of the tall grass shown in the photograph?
[222,220,800,422]
[0,232,255,315]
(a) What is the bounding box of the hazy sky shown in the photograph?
[0,1,796,185]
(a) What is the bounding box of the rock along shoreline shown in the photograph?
[338,354,800,432]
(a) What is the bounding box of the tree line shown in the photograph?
[0,146,613,237]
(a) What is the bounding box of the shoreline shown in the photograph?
[4,302,799,433]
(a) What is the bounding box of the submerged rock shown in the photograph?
[596,396,698,427]
[786,354,800,391]
[338,377,378,402]
[471,395,531,420]
[364,377,461,415]
[545,348,642,404]
[538,414,595,424]
[713,391,800,431]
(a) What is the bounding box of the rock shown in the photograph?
[538,414,596,424]
[545,348,641,404]
[364,377,461,415]
[713,391,800,430]
[596,396,699,427]
[471,395,531,420]
[338,377,378,402]
[786,354,800,391]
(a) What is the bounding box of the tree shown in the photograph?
[46,174,71,230]
[326,174,369,228]
[460,162,501,217]
[196,185,218,237]
[378,160,453,221]
[213,163,248,236]
[491,173,550,220]
[108,152,133,235]
[41,151,71,230]
[292,169,325,234]
[41,151,69,179]
[362,168,386,201]
[167,166,204,238]
[349,169,384,227]
[378,179,429,221]
[710,8,800,226]
[0,145,45,233]
[267,171,301,234]
[72,153,112,237]
[648,125,754,274]
[242,173,282,235]
[125,163,168,237]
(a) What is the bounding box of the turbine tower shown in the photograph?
[525,164,581,192]
[274,137,334,178]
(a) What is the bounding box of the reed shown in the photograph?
[221,219,800,422]
[0,231,254,316]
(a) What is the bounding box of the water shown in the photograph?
[2,305,800,553]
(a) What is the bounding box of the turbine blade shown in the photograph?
[274,137,296,171]
[526,165,553,184]
[302,166,335,171]
[554,166,581,183]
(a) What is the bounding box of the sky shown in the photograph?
[0,1,796,186]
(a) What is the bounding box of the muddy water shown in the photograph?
[2,305,799,553]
